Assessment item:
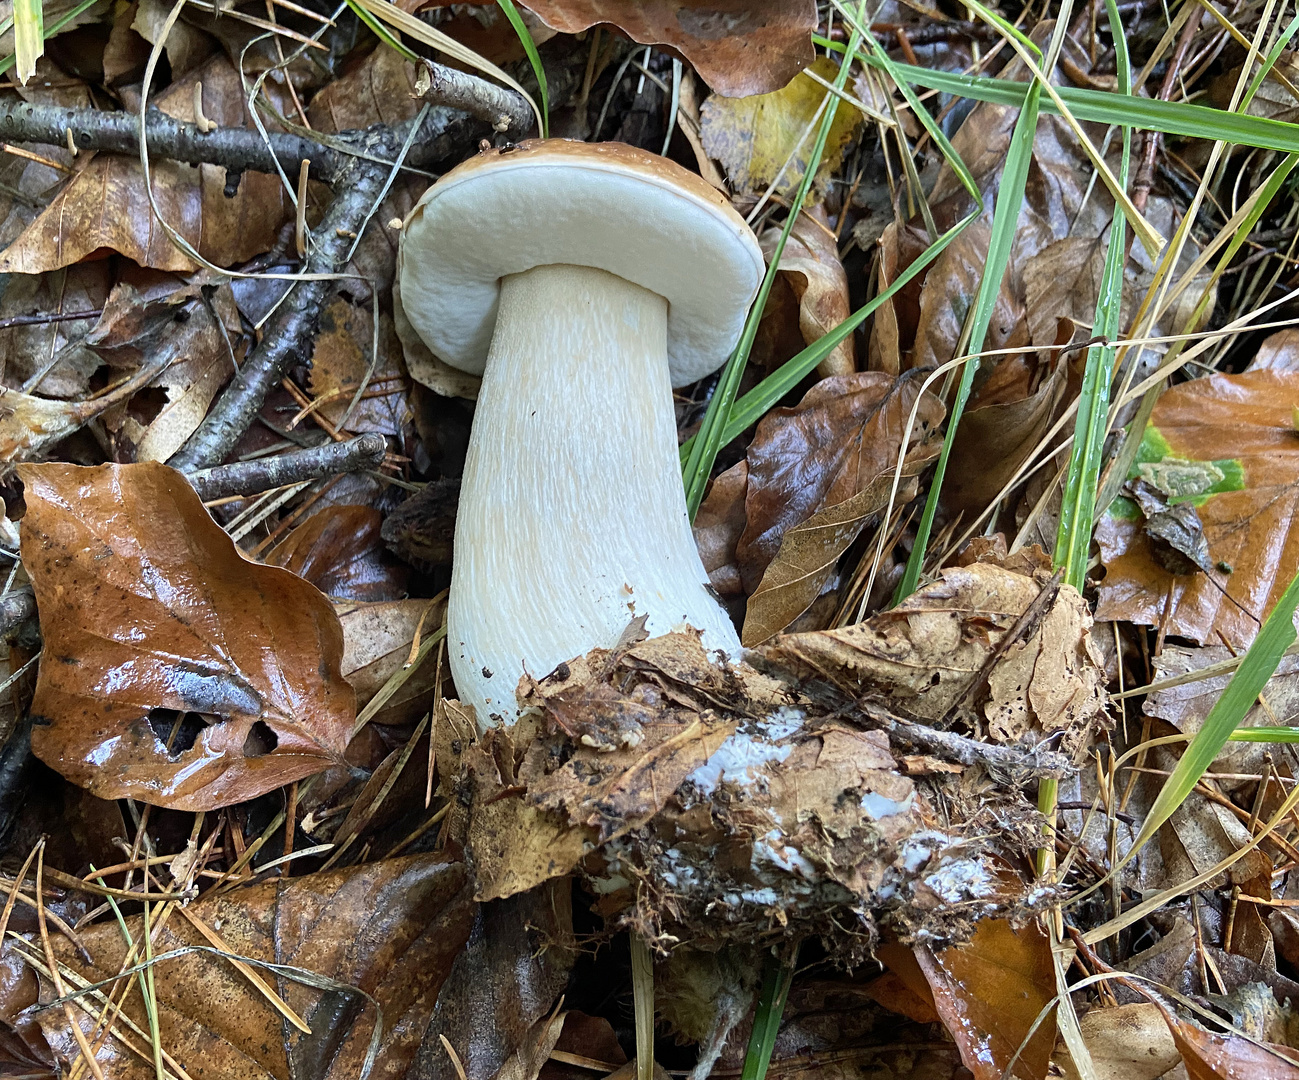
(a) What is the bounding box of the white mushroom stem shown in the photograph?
[449,262,742,727]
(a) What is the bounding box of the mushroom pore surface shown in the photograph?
[449,263,741,726]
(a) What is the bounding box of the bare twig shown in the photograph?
[186,432,387,501]
[859,701,1075,781]
[415,58,534,135]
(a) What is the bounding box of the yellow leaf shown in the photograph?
[700,57,863,199]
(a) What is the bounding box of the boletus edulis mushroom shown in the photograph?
[398,139,764,727]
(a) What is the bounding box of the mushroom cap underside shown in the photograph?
[398,139,765,387]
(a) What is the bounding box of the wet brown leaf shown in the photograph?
[0,56,292,274]
[1132,991,1299,1080]
[34,855,475,1080]
[1095,369,1299,648]
[18,461,355,810]
[767,558,1107,756]
[915,919,1055,1080]
[268,505,409,602]
[693,460,748,598]
[736,370,944,592]
[518,0,815,97]
[413,882,575,1080]
[700,57,862,198]
[742,471,917,647]
[760,209,854,378]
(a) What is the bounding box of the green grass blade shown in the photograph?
[681,8,865,517]
[1118,568,1299,872]
[1228,727,1299,742]
[823,48,1299,155]
[0,0,98,78]
[1053,0,1133,591]
[678,210,977,465]
[343,0,419,62]
[895,77,1044,601]
[496,0,548,137]
[741,952,796,1080]
[12,0,41,85]
[1244,11,1299,108]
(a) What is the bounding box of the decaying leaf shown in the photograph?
[268,506,410,603]
[0,56,292,274]
[1059,1003,1181,1080]
[767,553,1107,757]
[760,209,855,378]
[517,0,816,97]
[693,460,749,598]
[453,629,1046,958]
[1096,369,1299,648]
[32,855,475,1080]
[701,56,862,198]
[915,919,1056,1080]
[96,278,244,463]
[307,299,412,441]
[18,461,355,810]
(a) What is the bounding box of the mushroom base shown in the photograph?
[448,263,742,727]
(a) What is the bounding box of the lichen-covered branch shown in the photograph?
[186,432,387,501]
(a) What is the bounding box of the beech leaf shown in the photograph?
[516,0,816,98]
[18,460,356,811]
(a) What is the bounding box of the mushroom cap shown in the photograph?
[398,139,765,387]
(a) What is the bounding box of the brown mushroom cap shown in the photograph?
[398,139,765,387]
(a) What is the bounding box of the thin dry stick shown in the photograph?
[38,842,107,1080]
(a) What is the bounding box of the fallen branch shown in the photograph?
[167,132,398,473]
[416,58,533,135]
[860,701,1075,781]
[187,432,387,501]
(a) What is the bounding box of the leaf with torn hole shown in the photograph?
[18,461,355,811]
[33,854,475,1080]
[516,0,816,97]
[915,919,1055,1080]
[700,56,861,198]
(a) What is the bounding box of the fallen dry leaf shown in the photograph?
[518,0,815,97]
[1058,1003,1181,1080]
[1095,369,1299,648]
[307,299,412,442]
[768,557,1107,757]
[32,854,475,1080]
[0,263,114,399]
[701,56,862,198]
[18,461,355,810]
[1130,989,1299,1080]
[915,919,1055,1080]
[268,505,410,602]
[96,279,245,464]
[760,209,855,378]
[0,55,292,274]
[339,597,444,725]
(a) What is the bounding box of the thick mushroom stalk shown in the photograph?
[452,262,740,725]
